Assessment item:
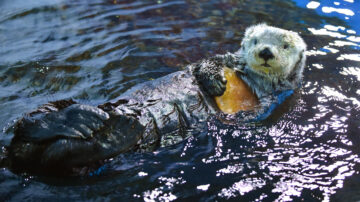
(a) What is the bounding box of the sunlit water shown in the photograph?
[1,0,360,201]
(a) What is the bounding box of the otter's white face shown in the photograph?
[238,24,306,80]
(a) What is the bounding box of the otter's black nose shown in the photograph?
[259,48,274,61]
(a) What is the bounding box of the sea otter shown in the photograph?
[4,24,306,174]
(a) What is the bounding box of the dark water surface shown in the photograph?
[1,0,360,201]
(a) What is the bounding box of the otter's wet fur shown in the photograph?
[4,24,306,175]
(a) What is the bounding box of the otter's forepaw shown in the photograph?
[193,60,227,96]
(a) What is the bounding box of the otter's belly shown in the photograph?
[215,67,259,114]
[118,70,215,142]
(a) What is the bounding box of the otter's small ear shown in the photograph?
[288,50,306,85]
[290,31,307,52]
[244,25,256,38]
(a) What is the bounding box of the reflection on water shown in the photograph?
[1,0,360,201]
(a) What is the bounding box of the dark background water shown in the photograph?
[1,0,360,201]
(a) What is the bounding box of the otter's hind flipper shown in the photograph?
[14,104,109,142]
[8,100,144,174]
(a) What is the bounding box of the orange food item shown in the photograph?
[215,67,259,114]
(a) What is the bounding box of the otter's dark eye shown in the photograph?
[283,43,289,49]
[254,39,258,45]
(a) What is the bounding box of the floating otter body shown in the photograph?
[8,70,215,173]
[4,24,306,174]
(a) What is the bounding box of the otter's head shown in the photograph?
[238,24,306,82]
